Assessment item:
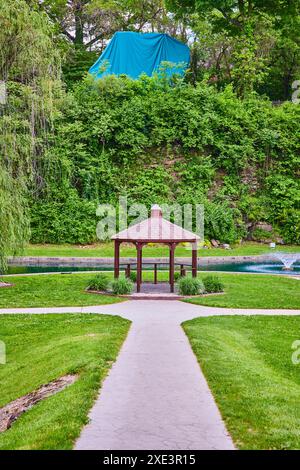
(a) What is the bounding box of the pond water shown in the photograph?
[202,262,300,275]
[5,261,300,275]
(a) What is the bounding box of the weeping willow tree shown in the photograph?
[0,0,64,271]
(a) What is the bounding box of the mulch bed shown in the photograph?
[0,282,13,288]
[85,288,119,296]
[85,287,225,299]
[0,375,77,433]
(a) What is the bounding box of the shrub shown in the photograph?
[87,273,110,291]
[30,188,97,244]
[174,272,181,281]
[203,200,245,244]
[177,276,205,296]
[129,271,137,282]
[202,275,224,293]
[251,228,273,241]
[111,278,134,295]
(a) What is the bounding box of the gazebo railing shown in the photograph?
[119,261,190,284]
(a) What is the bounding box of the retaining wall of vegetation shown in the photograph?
[30,76,300,246]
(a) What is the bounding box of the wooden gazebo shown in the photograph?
[111,205,200,293]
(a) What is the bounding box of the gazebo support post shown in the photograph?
[180,264,185,277]
[154,263,157,284]
[169,243,176,293]
[114,240,120,279]
[136,243,143,293]
[192,243,198,278]
[125,264,131,278]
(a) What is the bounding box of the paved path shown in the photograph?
[1,301,299,450]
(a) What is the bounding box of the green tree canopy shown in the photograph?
[38,0,173,48]
[168,0,300,98]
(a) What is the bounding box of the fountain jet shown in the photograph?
[274,252,299,270]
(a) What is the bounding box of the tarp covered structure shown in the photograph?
[89,32,190,80]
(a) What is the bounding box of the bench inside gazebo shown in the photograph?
[111,205,200,293]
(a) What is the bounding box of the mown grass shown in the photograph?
[0,273,122,308]
[0,272,299,309]
[0,314,130,449]
[183,315,300,449]
[185,273,300,309]
[22,242,300,258]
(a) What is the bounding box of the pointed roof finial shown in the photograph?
[150,204,162,218]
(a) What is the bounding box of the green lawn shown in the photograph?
[21,242,300,258]
[186,273,300,309]
[183,315,300,450]
[0,273,122,308]
[0,272,299,309]
[0,313,130,450]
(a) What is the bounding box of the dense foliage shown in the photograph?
[1,1,300,258]
[87,273,110,291]
[202,275,224,293]
[31,75,300,244]
[35,0,300,100]
[111,277,134,295]
[178,276,205,296]
[0,0,63,268]
[167,0,300,100]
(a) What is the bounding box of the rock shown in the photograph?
[222,244,231,250]
[211,239,219,248]
[255,222,273,232]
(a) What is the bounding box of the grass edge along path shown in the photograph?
[183,315,300,450]
[0,313,130,450]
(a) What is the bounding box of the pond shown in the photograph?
[5,261,300,275]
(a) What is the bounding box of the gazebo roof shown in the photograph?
[111,205,200,243]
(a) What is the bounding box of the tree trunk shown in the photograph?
[74,1,84,45]
[238,0,245,17]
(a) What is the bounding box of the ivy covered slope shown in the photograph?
[30,75,300,244]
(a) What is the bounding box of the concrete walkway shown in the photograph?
[1,301,299,450]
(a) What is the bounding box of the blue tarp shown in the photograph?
[89,32,190,80]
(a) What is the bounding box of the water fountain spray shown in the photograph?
[274,253,300,271]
